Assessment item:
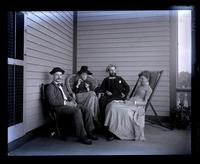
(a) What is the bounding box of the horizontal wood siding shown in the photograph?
[24,11,73,132]
[77,11,170,116]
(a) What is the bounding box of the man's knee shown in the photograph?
[73,108,82,117]
[89,91,96,96]
[80,106,92,116]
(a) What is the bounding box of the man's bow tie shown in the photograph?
[57,83,63,87]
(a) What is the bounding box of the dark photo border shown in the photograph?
[0,0,199,163]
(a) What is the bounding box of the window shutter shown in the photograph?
[14,65,23,124]
[16,12,24,60]
[7,11,24,127]
[7,12,15,59]
[8,65,14,126]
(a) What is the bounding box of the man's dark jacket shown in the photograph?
[100,76,130,99]
[46,82,73,108]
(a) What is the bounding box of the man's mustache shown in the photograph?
[109,73,116,77]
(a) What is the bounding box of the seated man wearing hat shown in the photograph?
[73,66,100,125]
[46,67,98,145]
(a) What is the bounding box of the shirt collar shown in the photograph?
[108,76,116,79]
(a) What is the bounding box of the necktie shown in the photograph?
[58,84,67,101]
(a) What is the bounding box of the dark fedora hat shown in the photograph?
[49,67,65,75]
[77,66,92,75]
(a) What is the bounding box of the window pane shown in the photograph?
[177,10,192,108]
[177,10,191,89]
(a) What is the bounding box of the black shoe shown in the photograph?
[107,136,115,141]
[87,132,98,140]
[60,135,67,141]
[94,120,102,129]
[106,132,116,141]
[79,137,92,145]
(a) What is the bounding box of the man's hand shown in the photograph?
[65,100,77,107]
[85,82,90,91]
[106,90,112,96]
[69,100,77,107]
[76,79,83,88]
[121,93,125,98]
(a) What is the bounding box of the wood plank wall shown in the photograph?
[24,11,73,132]
[77,11,171,116]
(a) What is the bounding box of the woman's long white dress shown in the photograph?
[104,85,152,140]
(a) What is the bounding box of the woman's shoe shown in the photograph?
[139,136,146,141]
[134,136,140,141]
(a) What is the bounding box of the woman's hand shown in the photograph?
[124,100,132,105]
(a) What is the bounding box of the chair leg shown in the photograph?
[54,113,61,137]
[147,102,173,130]
[55,120,61,137]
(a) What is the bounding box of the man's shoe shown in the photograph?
[106,132,116,141]
[88,132,98,140]
[79,137,92,145]
[94,120,102,129]
[60,135,67,141]
[107,136,115,141]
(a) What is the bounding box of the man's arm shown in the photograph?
[46,84,64,106]
[99,78,107,93]
[121,77,130,98]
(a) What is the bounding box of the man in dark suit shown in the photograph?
[99,64,130,139]
[46,67,98,145]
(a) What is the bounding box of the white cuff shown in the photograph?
[64,100,67,105]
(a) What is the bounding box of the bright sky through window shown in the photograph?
[178,10,191,73]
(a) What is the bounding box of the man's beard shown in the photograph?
[109,73,116,77]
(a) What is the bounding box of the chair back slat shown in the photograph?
[129,70,164,111]
[145,70,163,111]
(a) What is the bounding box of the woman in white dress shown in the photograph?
[104,71,152,141]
